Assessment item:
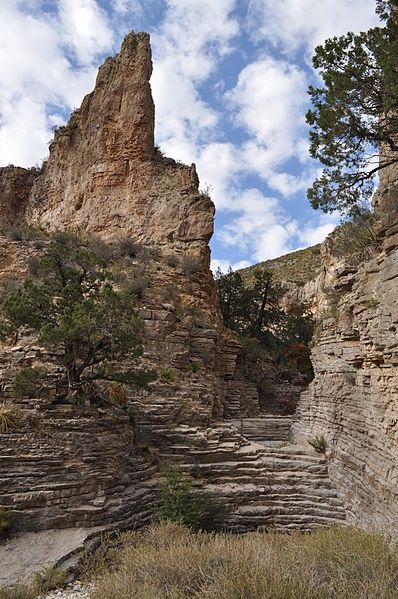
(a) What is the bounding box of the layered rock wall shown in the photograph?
[293,178,398,532]
[0,31,346,554]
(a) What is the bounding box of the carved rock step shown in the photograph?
[178,439,346,532]
[229,416,293,443]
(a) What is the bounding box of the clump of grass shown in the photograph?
[308,434,327,453]
[0,566,67,599]
[106,382,129,405]
[87,522,398,599]
[0,403,24,433]
[161,368,175,383]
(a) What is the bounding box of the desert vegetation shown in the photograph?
[0,233,156,404]
[214,266,315,376]
[65,522,398,599]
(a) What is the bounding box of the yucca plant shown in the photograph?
[308,434,327,454]
[0,402,23,433]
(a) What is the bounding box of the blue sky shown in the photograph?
[0,0,380,270]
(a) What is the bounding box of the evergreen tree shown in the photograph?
[0,236,153,401]
[307,0,398,213]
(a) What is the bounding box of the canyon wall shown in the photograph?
[293,171,398,532]
[0,33,347,563]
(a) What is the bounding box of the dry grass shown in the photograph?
[0,566,67,599]
[85,522,398,599]
[0,403,24,433]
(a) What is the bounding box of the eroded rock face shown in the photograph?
[25,33,213,263]
[293,174,398,532]
[0,166,38,227]
[0,32,345,561]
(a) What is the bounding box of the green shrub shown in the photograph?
[161,368,175,383]
[156,465,206,531]
[160,283,177,303]
[165,254,179,267]
[0,508,13,536]
[330,210,381,263]
[308,435,327,453]
[114,237,142,259]
[240,335,265,360]
[182,255,201,276]
[0,566,66,599]
[11,367,48,400]
[33,565,67,594]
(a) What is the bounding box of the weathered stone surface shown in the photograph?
[0,166,38,227]
[25,33,213,264]
[0,33,348,587]
[293,186,398,532]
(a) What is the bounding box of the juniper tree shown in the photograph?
[0,235,153,401]
[307,0,398,213]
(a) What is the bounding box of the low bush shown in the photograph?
[0,508,13,536]
[156,465,206,531]
[165,254,179,268]
[330,209,381,264]
[0,566,66,599]
[11,367,48,400]
[87,522,398,599]
[182,255,201,276]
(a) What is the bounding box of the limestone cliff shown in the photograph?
[292,169,398,532]
[0,33,347,584]
[25,33,213,263]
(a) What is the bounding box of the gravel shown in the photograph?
[43,581,94,599]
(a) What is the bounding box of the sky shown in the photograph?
[0,0,381,271]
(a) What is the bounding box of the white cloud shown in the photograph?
[59,0,114,65]
[297,213,339,246]
[151,0,239,158]
[247,0,379,56]
[211,258,252,273]
[0,1,114,166]
[218,188,297,261]
[226,56,311,196]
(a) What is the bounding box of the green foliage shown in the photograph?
[330,208,381,263]
[0,508,13,535]
[308,435,327,454]
[307,3,398,212]
[161,368,175,383]
[0,565,67,599]
[11,367,48,399]
[156,464,206,530]
[0,237,147,402]
[165,253,179,268]
[215,267,315,373]
[190,361,201,373]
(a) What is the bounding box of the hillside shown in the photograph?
[239,244,323,286]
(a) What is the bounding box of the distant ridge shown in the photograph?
[238,244,323,286]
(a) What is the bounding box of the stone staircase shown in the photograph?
[161,421,346,532]
[230,415,292,445]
